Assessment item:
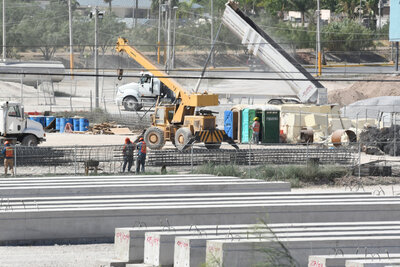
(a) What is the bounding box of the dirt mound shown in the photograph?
[328,75,400,106]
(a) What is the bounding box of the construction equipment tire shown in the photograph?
[205,142,221,150]
[21,135,38,146]
[144,127,165,150]
[175,128,193,151]
[123,96,142,111]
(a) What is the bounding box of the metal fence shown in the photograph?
[1,143,358,176]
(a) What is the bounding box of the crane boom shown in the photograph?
[116,37,219,112]
[222,1,327,104]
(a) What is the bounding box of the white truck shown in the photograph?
[222,1,328,104]
[115,72,175,111]
[0,101,46,146]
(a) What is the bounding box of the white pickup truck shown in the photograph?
[0,101,45,146]
[115,72,175,111]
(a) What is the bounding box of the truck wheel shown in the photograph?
[21,135,38,146]
[123,96,142,111]
[175,128,193,151]
[144,127,165,150]
[205,143,221,150]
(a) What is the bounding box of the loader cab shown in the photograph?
[153,105,175,126]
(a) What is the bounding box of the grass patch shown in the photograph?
[192,163,350,187]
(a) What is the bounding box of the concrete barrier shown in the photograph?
[346,259,400,267]
[308,254,400,267]
[205,236,400,267]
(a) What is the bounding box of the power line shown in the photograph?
[1,70,399,82]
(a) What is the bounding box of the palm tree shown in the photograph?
[104,0,112,13]
[288,0,315,26]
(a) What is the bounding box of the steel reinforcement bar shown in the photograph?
[10,145,356,167]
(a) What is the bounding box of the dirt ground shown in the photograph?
[328,75,400,106]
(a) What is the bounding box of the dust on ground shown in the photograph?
[328,74,400,106]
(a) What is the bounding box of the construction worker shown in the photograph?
[251,117,261,144]
[122,137,134,172]
[136,137,146,174]
[1,141,14,176]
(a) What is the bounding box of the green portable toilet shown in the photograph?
[241,108,256,143]
[261,106,280,143]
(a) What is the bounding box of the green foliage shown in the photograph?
[322,19,374,51]
[192,162,244,177]
[253,219,299,267]
[193,163,349,187]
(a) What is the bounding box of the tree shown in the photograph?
[14,1,69,59]
[336,0,361,19]
[322,19,374,51]
[261,0,289,19]
[104,0,113,13]
[287,0,315,26]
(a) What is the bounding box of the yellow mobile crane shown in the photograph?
[116,37,238,150]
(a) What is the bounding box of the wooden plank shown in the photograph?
[110,128,133,135]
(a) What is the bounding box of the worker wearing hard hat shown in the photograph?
[136,137,147,174]
[1,141,14,176]
[122,137,134,173]
[251,117,261,144]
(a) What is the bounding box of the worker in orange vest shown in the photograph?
[1,141,14,176]
[251,117,260,144]
[136,137,146,174]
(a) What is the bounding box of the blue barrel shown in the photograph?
[59,118,66,133]
[45,116,55,127]
[56,118,61,131]
[73,118,80,131]
[79,118,89,132]
[29,116,45,127]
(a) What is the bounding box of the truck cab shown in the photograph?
[0,101,45,146]
[115,72,174,111]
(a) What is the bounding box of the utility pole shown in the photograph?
[157,0,162,63]
[378,0,382,29]
[172,6,177,69]
[134,0,138,27]
[2,0,5,61]
[210,0,214,68]
[166,0,172,72]
[68,0,74,77]
[94,7,99,108]
[316,0,321,76]
[396,42,399,72]
[359,0,362,23]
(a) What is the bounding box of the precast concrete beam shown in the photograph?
[346,259,400,267]
[4,194,393,211]
[3,200,400,243]
[174,229,400,267]
[0,181,291,197]
[308,254,400,267]
[205,237,400,267]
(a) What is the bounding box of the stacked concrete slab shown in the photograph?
[0,175,291,197]
[98,221,400,267]
[7,190,400,243]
